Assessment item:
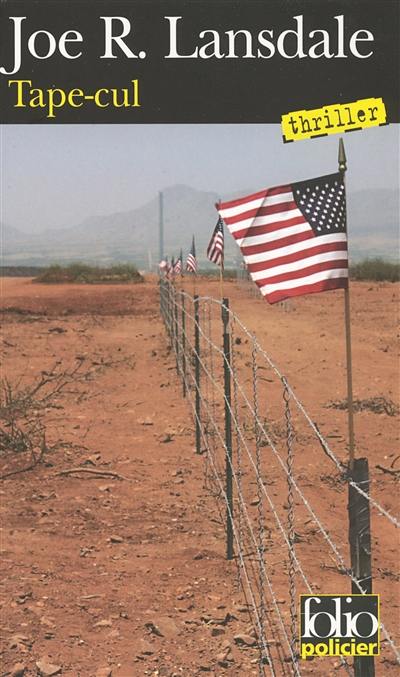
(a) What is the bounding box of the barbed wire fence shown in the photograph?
[159,278,400,676]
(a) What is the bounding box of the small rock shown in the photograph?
[48,327,66,334]
[94,619,113,628]
[109,535,124,543]
[138,417,153,426]
[216,645,233,664]
[161,434,174,443]
[16,592,32,605]
[138,639,154,656]
[145,617,179,639]
[9,635,31,651]
[95,669,112,677]
[234,633,257,647]
[250,497,260,506]
[11,664,26,677]
[193,551,205,560]
[36,660,62,676]
[211,627,225,637]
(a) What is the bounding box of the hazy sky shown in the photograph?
[1,123,399,233]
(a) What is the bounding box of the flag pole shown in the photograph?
[218,200,224,300]
[338,138,355,470]
[179,249,183,292]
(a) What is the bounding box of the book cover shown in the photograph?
[0,2,399,676]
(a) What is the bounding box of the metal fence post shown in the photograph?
[160,278,165,321]
[166,282,171,337]
[162,279,166,324]
[181,291,186,397]
[222,297,234,561]
[194,295,201,455]
[174,286,179,372]
[348,457,374,677]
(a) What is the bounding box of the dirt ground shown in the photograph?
[0,276,399,677]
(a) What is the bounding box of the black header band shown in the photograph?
[0,0,398,124]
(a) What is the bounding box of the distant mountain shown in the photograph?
[1,184,398,267]
[346,188,399,260]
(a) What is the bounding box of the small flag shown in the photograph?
[217,172,348,304]
[167,256,175,280]
[173,250,183,275]
[186,236,198,273]
[207,216,224,267]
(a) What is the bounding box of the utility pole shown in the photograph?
[159,191,164,264]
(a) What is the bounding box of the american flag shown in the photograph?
[217,172,348,304]
[186,236,198,273]
[173,250,183,276]
[207,216,224,267]
[166,256,175,280]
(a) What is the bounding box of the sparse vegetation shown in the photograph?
[198,268,237,280]
[35,263,143,284]
[326,396,399,417]
[0,362,88,478]
[350,258,400,282]
[0,266,45,277]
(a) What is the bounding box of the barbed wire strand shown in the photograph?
[161,283,398,666]
[198,294,400,530]
[169,308,303,673]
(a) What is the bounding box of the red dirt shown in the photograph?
[0,277,399,677]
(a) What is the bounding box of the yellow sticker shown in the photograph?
[282,98,387,142]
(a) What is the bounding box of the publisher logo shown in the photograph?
[299,595,380,660]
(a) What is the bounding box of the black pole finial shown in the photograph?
[338,138,347,174]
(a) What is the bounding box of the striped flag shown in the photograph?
[173,250,183,276]
[217,172,348,304]
[186,236,198,273]
[167,256,175,280]
[207,216,224,267]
